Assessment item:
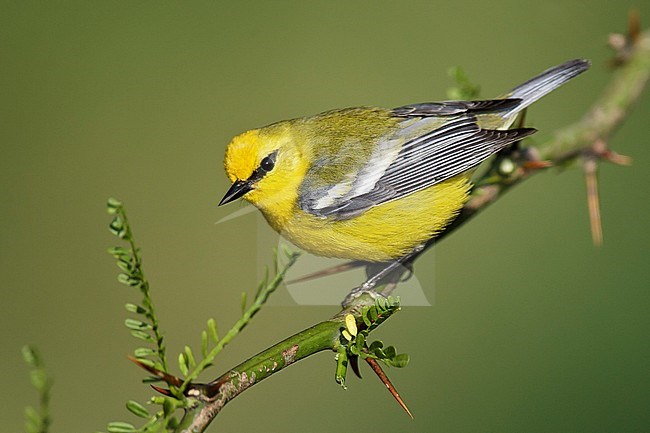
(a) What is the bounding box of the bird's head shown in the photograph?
[220,124,308,213]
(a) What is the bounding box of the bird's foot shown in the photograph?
[342,283,384,307]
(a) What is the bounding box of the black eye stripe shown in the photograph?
[248,151,277,182]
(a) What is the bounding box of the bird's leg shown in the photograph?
[378,260,415,297]
[342,244,425,306]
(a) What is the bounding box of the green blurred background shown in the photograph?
[2,2,649,432]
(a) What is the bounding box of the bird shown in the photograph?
[219,59,590,264]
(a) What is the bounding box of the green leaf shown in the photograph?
[335,347,348,389]
[135,358,155,367]
[344,314,357,337]
[107,246,130,259]
[21,345,39,367]
[125,400,149,418]
[116,273,130,285]
[24,405,40,426]
[253,277,266,298]
[240,291,247,314]
[150,395,166,405]
[178,353,189,376]
[117,273,141,286]
[368,340,384,352]
[355,332,366,352]
[130,330,153,342]
[385,353,410,368]
[134,347,156,358]
[116,259,134,273]
[125,303,147,314]
[201,330,208,357]
[383,345,397,359]
[30,370,47,391]
[368,306,378,323]
[272,247,279,274]
[25,416,40,433]
[282,244,296,260]
[207,318,219,343]
[107,197,123,213]
[109,216,125,237]
[124,318,151,330]
[142,375,162,383]
[361,307,372,327]
[184,345,196,369]
[106,421,136,433]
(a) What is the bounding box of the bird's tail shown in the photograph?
[502,59,591,118]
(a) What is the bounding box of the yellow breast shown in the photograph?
[260,174,471,262]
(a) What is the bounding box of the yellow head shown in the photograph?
[220,123,309,219]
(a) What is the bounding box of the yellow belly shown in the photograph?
[262,175,471,262]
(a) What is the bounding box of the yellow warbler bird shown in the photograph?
[220,59,590,263]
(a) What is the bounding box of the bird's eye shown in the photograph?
[260,154,275,172]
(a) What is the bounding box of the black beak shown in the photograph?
[219,180,253,206]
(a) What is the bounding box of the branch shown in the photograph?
[542,32,650,161]
[180,321,341,430]
[176,27,650,432]
[441,27,649,239]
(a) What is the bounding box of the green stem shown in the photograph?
[119,205,168,372]
[181,321,341,432]
[177,294,382,433]
[179,252,300,393]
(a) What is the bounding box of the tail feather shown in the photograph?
[503,59,591,118]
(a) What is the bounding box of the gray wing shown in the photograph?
[300,104,535,220]
[391,98,522,117]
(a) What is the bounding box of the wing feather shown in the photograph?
[391,98,522,117]
[301,109,535,220]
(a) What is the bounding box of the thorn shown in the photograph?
[151,384,173,396]
[128,355,183,387]
[286,260,366,284]
[349,355,362,379]
[204,373,233,398]
[583,157,603,247]
[365,357,413,419]
[609,10,641,67]
[591,138,632,166]
[522,160,553,173]
[580,138,629,247]
[628,9,640,43]
[602,150,632,166]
